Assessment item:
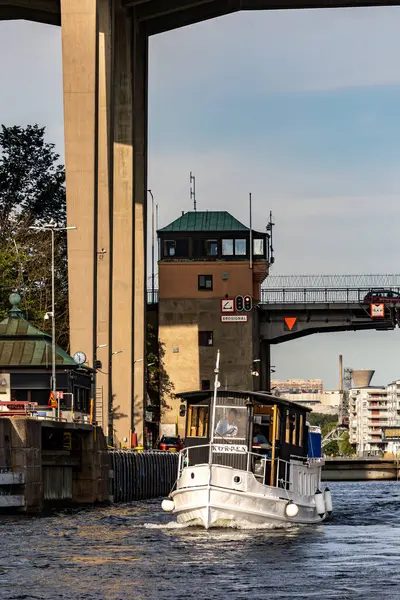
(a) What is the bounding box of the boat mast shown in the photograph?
[208,349,220,463]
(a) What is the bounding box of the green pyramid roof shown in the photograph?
[159,211,249,233]
[0,294,77,367]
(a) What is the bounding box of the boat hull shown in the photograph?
[171,472,324,529]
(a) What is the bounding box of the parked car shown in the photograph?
[363,289,400,304]
[158,435,184,452]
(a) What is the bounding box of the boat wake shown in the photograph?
[143,519,293,531]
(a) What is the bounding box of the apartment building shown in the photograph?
[349,386,389,455]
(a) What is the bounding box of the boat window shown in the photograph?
[291,413,297,445]
[299,414,304,447]
[275,408,280,441]
[285,411,290,443]
[187,405,209,437]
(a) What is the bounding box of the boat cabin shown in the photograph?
[176,389,312,488]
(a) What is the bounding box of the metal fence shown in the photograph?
[109,450,178,502]
[260,287,400,304]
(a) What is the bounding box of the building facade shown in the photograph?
[157,210,271,435]
[0,294,93,421]
[349,386,389,455]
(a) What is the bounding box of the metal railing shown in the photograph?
[260,287,400,304]
[146,286,400,305]
[109,450,178,502]
[178,444,320,493]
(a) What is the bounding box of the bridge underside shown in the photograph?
[2,0,399,447]
[258,303,398,390]
[260,303,398,344]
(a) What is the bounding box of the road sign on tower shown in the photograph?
[220,298,234,313]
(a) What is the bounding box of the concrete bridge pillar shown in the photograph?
[61,0,146,447]
[260,340,271,392]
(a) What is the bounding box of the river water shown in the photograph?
[0,481,399,600]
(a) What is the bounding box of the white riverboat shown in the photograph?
[161,351,333,529]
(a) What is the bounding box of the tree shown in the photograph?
[338,431,355,456]
[146,323,174,416]
[0,124,66,235]
[0,125,69,349]
[308,412,340,456]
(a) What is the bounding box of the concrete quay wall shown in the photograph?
[323,457,400,481]
[0,418,110,512]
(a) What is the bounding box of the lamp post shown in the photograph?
[29,223,77,420]
[147,190,155,303]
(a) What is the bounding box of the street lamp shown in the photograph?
[29,223,77,420]
[147,190,155,304]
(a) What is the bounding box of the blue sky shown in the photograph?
[2,7,400,388]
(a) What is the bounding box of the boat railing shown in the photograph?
[179,443,324,495]
[179,444,293,488]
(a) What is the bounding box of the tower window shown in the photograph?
[198,275,213,290]
[164,240,176,257]
[222,239,234,256]
[235,239,246,256]
[253,238,264,256]
[206,240,218,256]
[199,331,213,347]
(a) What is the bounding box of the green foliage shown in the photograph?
[308,412,340,456]
[338,431,355,456]
[146,323,174,412]
[0,124,69,349]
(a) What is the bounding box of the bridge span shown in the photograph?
[256,276,400,390]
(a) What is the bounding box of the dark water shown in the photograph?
[1,482,400,600]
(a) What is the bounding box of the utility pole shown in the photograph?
[190,172,196,211]
[266,211,275,265]
[29,223,77,420]
[148,190,155,303]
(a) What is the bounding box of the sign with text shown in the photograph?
[212,444,248,454]
[221,315,248,323]
[370,303,384,318]
[220,298,234,313]
[56,391,64,400]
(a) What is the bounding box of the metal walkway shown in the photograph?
[260,287,400,304]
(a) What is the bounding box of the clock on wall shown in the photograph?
[73,351,87,365]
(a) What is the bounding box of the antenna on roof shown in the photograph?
[190,171,196,212]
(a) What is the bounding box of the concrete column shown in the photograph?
[132,16,148,446]
[61,0,98,368]
[109,2,135,447]
[96,0,112,432]
[62,1,148,447]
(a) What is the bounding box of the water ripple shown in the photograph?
[0,483,400,599]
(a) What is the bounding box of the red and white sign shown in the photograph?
[220,298,235,313]
[56,391,64,400]
[370,303,384,318]
[221,315,248,323]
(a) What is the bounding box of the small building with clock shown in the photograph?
[0,293,93,419]
[157,209,273,436]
